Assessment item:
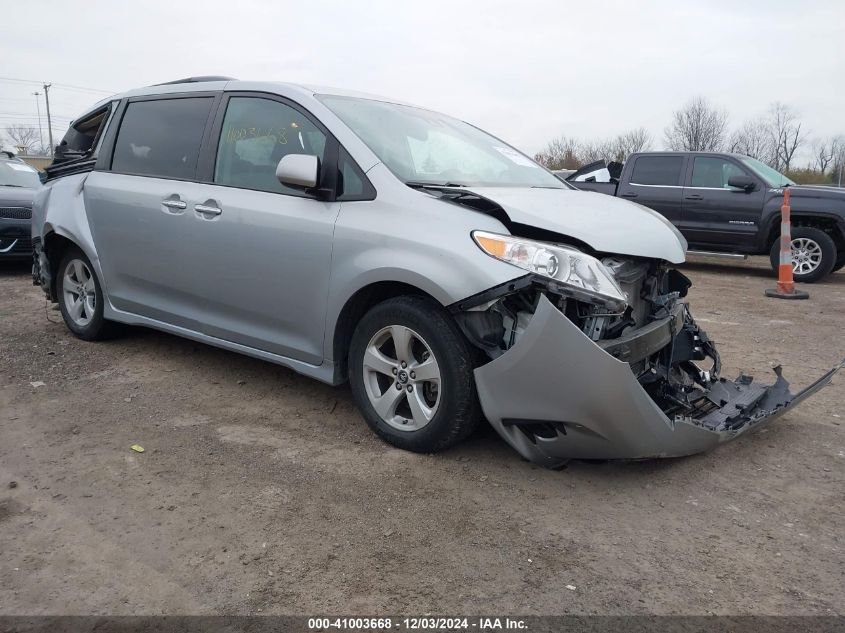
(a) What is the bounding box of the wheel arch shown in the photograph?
[330,280,442,383]
[763,212,845,252]
[41,228,85,301]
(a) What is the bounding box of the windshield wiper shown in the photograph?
[1,184,24,187]
[406,181,468,189]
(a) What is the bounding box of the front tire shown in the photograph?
[769,227,837,283]
[833,249,845,273]
[348,295,483,453]
[57,248,115,341]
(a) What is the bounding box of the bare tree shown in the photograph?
[534,135,580,170]
[768,102,805,171]
[810,138,835,174]
[3,125,41,154]
[535,127,653,169]
[729,119,773,163]
[830,136,845,185]
[579,138,614,164]
[610,127,652,161]
[664,96,729,151]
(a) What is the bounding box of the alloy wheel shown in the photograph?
[62,258,96,327]
[791,237,823,275]
[362,325,442,431]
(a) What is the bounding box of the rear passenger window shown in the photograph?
[630,156,684,186]
[111,97,213,179]
[214,97,327,195]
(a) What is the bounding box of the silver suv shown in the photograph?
[32,77,840,467]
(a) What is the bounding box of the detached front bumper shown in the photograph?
[475,295,842,467]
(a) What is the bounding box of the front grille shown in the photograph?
[0,236,31,253]
[0,207,32,220]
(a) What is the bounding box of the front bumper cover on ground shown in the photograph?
[474,295,843,467]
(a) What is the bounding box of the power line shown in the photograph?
[0,111,75,119]
[0,110,75,117]
[0,117,71,123]
[0,77,116,95]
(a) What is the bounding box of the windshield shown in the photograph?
[319,95,564,189]
[738,156,796,187]
[0,160,41,188]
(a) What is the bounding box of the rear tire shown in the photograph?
[348,295,483,453]
[57,247,116,341]
[768,227,836,283]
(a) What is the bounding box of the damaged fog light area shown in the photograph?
[452,259,843,466]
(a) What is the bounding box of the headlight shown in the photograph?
[472,230,627,311]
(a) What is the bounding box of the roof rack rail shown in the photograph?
[154,76,236,86]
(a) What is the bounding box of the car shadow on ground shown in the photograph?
[680,260,775,279]
[681,259,845,285]
[0,261,31,277]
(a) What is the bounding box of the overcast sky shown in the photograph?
[2,0,843,159]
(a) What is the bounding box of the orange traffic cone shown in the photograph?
[765,187,809,300]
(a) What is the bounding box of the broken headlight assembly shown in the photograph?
[472,231,627,312]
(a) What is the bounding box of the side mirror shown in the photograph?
[276,154,319,189]
[728,175,756,192]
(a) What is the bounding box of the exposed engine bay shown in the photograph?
[454,258,725,420]
[452,255,843,465]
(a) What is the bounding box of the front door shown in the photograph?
[681,155,765,250]
[183,95,340,364]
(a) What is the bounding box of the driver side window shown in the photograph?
[691,157,748,189]
[214,97,326,195]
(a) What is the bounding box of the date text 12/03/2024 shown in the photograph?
[307,617,528,630]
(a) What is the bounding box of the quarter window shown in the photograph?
[630,156,684,186]
[111,98,213,179]
[214,97,327,195]
[691,157,749,189]
[337,148,368,200]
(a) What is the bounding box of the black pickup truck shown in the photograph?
[567,152,845,282]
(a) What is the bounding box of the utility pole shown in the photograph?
[32,91,44,154]
[43,83,54,157]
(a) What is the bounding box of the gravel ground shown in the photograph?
[0,257,843,616]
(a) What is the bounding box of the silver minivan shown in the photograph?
[32,77,840,467]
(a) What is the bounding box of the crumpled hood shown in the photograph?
[462,187,687,264]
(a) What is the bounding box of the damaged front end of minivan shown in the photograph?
[452,238,842,468]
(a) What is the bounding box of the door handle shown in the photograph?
[195,204,222,216]
[162,199,187,210]
[685,194,703,201]
[620,192,638,198]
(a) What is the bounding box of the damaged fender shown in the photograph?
[474,294,843,467]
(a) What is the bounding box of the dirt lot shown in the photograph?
[0,257,843,616]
